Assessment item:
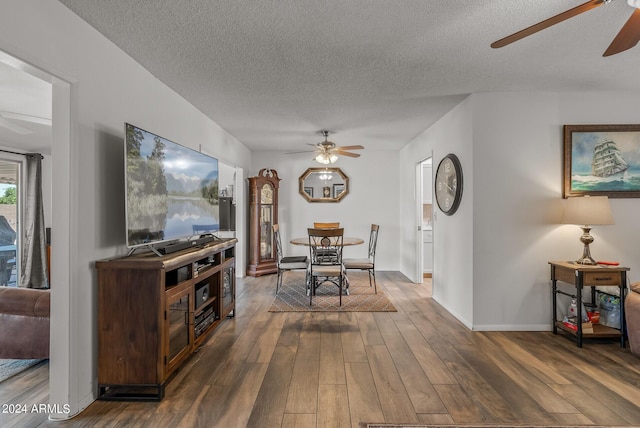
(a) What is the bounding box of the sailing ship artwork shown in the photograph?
[591,140,628,178]
[565,125,640,197]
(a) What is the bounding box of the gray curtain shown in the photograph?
[21,153,48,289]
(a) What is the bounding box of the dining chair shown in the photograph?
[313,222,340,229]
[312,222,340,261]
[308,227,345,306]
[273,224,309,295]
[343,224,379,293]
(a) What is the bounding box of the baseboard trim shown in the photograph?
[472,324,553,332]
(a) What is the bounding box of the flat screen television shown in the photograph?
[125,123,220,249]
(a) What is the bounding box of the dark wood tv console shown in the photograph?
[95,238,237,401]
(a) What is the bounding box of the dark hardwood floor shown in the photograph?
[2,271,640,427]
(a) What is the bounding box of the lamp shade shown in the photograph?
[561,196,614,226]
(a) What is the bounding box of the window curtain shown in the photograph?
[21,153,48,289]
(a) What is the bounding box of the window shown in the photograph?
[0,159,19,286]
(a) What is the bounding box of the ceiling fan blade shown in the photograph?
[0,117,32,135]
[491,0,605,49]
[336,151,361,158]
[603,9,640,56]
[335,145,364,151]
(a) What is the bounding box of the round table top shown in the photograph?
[290,237,364,246]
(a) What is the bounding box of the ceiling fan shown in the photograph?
[287,131,364,164]
[491,0,640,57]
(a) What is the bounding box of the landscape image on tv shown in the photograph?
[125,123,220,247]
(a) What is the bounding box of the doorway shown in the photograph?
[416,157,433,282]
[0,48,74,418]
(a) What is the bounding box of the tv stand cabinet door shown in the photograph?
[165,282,194,375]
[97,267,163,386]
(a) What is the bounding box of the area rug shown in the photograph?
[269,271,396,312]
[0,359,43,383]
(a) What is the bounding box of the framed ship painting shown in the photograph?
[563,124,640,198]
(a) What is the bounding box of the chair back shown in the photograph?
[272,224,284,264]
[368,224,380,262]
[308,227,344,264]
[313,222,340,229]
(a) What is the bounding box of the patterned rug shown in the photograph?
[269,271,396,312]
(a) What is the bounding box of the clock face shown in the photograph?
[435,154,463,216]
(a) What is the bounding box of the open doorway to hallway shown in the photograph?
[416,156,433,282]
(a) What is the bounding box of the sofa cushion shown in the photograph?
[0,286,50,317]
[0,286,50,359]
[631,282,640,294]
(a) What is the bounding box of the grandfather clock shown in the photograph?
[247,168,280,276]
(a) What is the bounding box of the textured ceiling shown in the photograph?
[55,0,640,152]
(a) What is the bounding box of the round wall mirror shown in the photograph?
[298,167,349,203]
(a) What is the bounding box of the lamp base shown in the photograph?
[575,256,598,265]
[574,226,598,265]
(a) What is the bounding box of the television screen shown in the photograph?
[125,123,220,248]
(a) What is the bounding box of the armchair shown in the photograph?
[0,286,50,359]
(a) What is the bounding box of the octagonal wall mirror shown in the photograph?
[299,167,349,203]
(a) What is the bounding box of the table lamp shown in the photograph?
[561,195,614,265]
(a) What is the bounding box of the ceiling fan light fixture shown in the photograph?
[628,0,640,8]
[314,152,338,164]
[315,153,329,164]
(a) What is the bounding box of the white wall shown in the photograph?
[471,91,640,330]
[400,97,475,327]
[250,150,400,271]
[399,91,640,332]
[0,0,252,418]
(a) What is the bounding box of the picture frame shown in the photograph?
[563,124,640,198]
[333,183,345,199]
[304,187,313,198]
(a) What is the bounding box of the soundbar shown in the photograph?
[158,235,218,255]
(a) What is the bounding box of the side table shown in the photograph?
[549,261,629,348]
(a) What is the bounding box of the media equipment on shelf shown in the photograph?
[194,306,216,338]
[195,280,210,308]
